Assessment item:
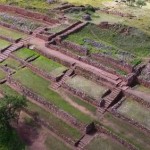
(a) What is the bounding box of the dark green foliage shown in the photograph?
[0,95,27,129]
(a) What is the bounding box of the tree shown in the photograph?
[0,95,27,130]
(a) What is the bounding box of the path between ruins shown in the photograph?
[29,37,120,82]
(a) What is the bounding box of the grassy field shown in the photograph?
[13,68,93,124]
[133,85,150,95]
[27,101,81,140]
[0,26,27,40]
[0,57,21,70]
[101,112,150,150]
[31,56,67,77]
[45,133,71,150]
[65,91,97,114]
[65,75,107,100]
[65,23,150,65]
[117,98,150,129]
[85,135,127,150]
[13,48,39,60]
[0,83,21,96]
[0,39,10,50]
[0,69,6,80]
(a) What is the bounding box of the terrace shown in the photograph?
[0,12,43,32]
[65,75,107,100]
[0,26,27,41]
[12,68,93,124]
[64,23,150,66]
[101,112,150,150]
[0,38,10,52]
[85,134,127,150]
[117,98,150,129]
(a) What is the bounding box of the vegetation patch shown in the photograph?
[117,98,150,129]
[45,133,71,150]
[0,12,42,31]
[65,75,107,100]
[31,55,67,76]
[65,23,150,65]
[65,91,97,114]
[0,57,21,70]
[13,48,39,60]
[101,112,150,150]
[27,101,81,140]
[0,69,6,80]
[85,135,127,150]
[0,39,10,51]
[0,26,27,40]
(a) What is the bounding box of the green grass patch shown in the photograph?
[45,133,71,150]
[0,83,20,96]
[27,101,81,140]
[101,112,150,150]
[13,68,93,123]
[65,23,150,65]
[0,26,27,40]
[31,56,67,76]
[134,85,150,94]
[0,69,6,80]
[86,135,127,150]
[65,75,107,100]
[13,48,39,60]
[0,39,10,50]
[0,57,21,70]
[65,91,97,114]
[117,98,150,129]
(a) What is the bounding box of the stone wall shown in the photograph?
[91,53,133,73]
[137,77,150,88]
[0,4,59,24]
[75,65,115,88]
[58,40,89,56]
[7,77,85,131]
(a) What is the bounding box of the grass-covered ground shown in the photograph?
[0,69,6,80]
[0,57,21,70]
[101,112,150,150]
[13,48,39,60]
[117,98,150,129]
[85,135,127,150]
[65,75,107,100]
[133,85,150,95]
[65,91,97,114]
[13,68,93,124]
[45,133,71,150]
[27,101,81,140]
[65,23,150,65]
[0,26,27,40]
[0,38,10,50]
[31,55,67,77]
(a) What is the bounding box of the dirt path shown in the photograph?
[59,89,97,119]
[29,37,120,83]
